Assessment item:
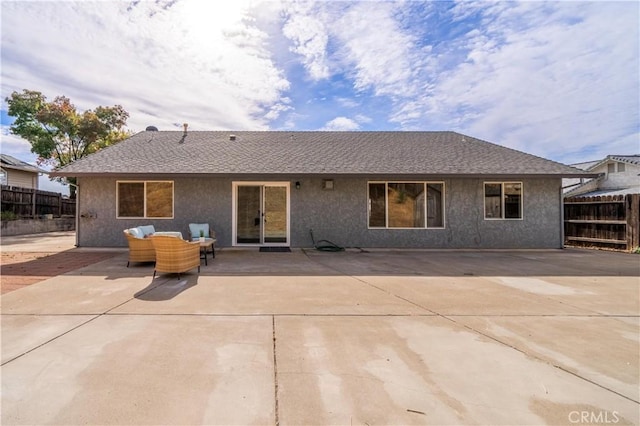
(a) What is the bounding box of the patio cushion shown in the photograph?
[128,227,144,239]
[139,225,156,236]
[189,223,209,240]
[154,231,183,239]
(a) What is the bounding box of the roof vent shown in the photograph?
[229,134,236,141]
[145,126,158,131]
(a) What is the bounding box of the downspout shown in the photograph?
[559,184,565,249]
[67,182,79,247]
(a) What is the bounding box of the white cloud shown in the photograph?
[321,116,360,131]
[406,1,639,162]
[2,0,637,166]
[1,0,289,132]
[1,128,33,159]
[331,2,417,99]
[282,2,330,80]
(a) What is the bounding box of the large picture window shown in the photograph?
[117,181,174,218]
[368,182,445,229]
[484,182,522,219]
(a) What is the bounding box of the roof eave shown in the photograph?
[50,171,600,179]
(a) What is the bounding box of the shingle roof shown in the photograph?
[568,187,640,197]
[1,154,46,174]
[586,154,640,171]
[609,155,640,165]
[51,131,592,178]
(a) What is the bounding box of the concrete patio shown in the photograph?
[1,234,638,425]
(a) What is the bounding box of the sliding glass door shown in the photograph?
[234,182,289,246]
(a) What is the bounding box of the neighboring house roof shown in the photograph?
[583,154,640,171]
[564,154,640,197]
[51,130,593,178]
[570,160,600,171]
[567,187,640,198]
[0,154,46,174]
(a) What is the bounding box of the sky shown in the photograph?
[1,0,639,194]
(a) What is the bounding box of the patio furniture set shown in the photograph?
[123,223,216,278]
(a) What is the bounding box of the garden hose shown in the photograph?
[309,229,345,252]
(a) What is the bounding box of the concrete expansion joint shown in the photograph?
[272,315,280,426]
[0,284,157,366]
[444,315,640,406]
[1,314,101,366]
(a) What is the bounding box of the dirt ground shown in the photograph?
[1,251,120,294]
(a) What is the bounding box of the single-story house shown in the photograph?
[51,130,595,249]
[563,155,640,198]
[1,154,47,189]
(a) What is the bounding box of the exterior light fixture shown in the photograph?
[295,181,301,190]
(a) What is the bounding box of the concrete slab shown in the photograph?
[1,315,275,425]
[1,244,638,425]
[1,314,97,364]
[0,274,169,315]
[305,249,640,278]
[275,316,639,425]
[111,275,429,316]
[495,276,640,316]
[0,231,76,252]
[454,315,640,402]
[208,249,338,275]
[360,276,589,315]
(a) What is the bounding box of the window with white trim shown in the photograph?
[484,182,522,219]
[117,181,174,218]
[368,182,445,228]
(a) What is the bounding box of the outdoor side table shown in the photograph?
[199,238,216,265]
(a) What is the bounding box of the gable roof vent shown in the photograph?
[229,134,236,141]
[145,125,158,131]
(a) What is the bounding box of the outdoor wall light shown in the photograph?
[295,181,301,189]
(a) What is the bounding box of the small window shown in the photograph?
[608,163,616,174]
[117,181,173,218]
[0,170,6,185]
[484,182,522,220]
[618,163,625,172]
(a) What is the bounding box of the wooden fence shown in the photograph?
[564,194,640,251]
[1,185,75,218]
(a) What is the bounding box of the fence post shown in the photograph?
[627,194,640,250]
[31,188,36,218]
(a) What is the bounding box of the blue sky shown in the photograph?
[1,0,639,193]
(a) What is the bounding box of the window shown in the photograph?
[484,182,522,219]
[618,163,625,172]
[368,182,445,228]
[117,181,173,218]
[608,163,616,174]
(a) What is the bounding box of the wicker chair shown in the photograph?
[151,235,201,278]
[124,229,156,267]
[188,223,217,258]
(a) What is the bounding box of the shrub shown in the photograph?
[1,211,18,221]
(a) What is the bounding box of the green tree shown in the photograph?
[6,89,130,198]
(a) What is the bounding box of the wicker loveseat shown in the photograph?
[151,235,201,278]
[124,227,156,267]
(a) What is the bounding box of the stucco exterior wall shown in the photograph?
[596,162,640,190]
[76,176,562,249]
